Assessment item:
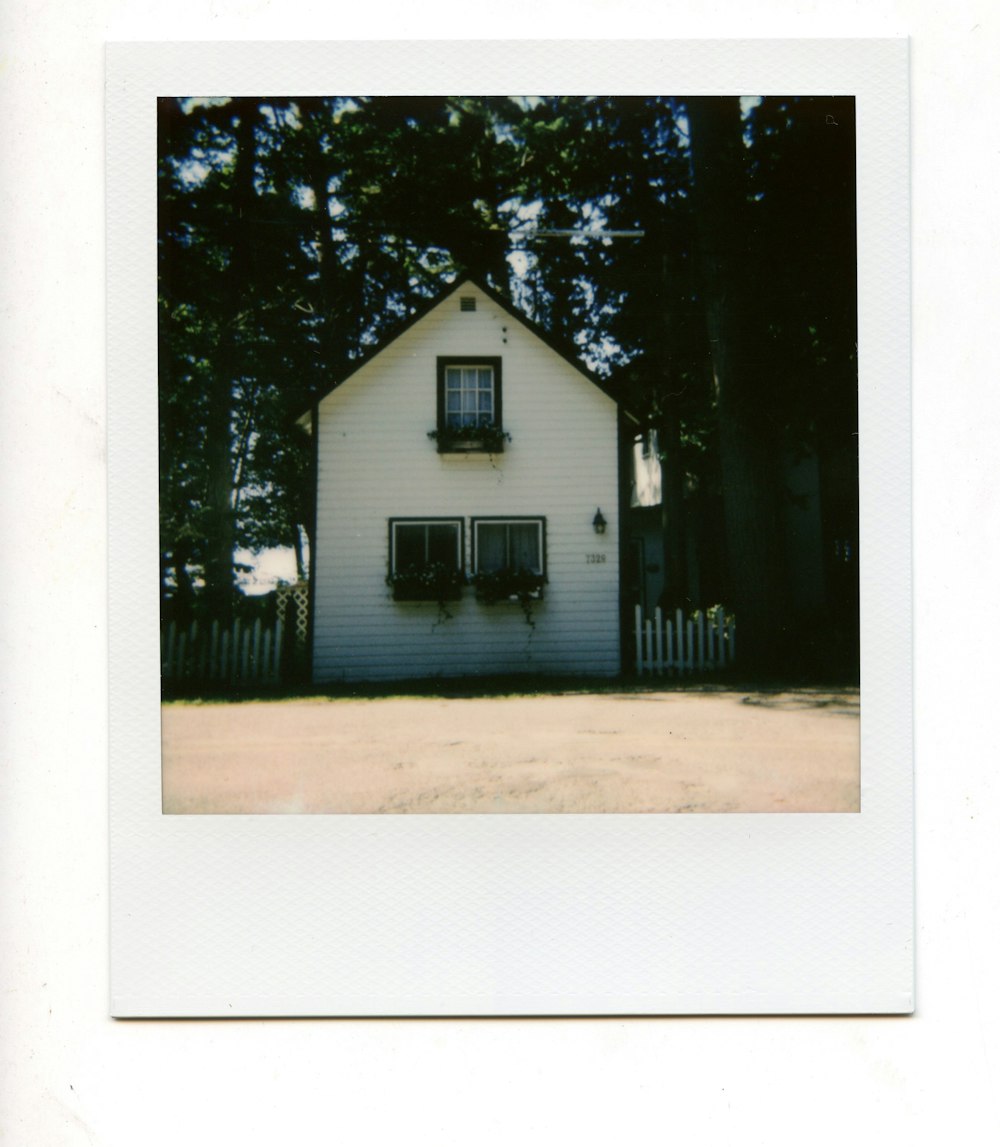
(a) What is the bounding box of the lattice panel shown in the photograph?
[276,582,309,649]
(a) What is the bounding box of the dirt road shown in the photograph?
[161,688,859,814]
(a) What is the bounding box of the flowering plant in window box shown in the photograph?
[472,567,545,604]
[427,422,511,454]
[473,567,545,627]
[386,563,466,603]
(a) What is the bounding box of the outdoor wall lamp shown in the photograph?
[592,508,607,535]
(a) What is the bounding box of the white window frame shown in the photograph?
[389,518,464,574]
[471,517,546,577]
[444,364,495,428]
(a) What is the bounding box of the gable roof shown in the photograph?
[302,274,625,416]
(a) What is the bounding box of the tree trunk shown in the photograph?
[687,97,788,673]
[202,99,259,621]
[657,409,687,608]
[652,247,688,610]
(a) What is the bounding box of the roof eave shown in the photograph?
[296,272,634,420]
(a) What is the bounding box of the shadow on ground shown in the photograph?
[163,672,860,707]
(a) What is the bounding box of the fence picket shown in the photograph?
[634,606,643,674]
[632,604,735,677]
[165,621,176,678]
[192,623,206,674]
[161,611,289,690]
[654,606,663,672]
[273,618,283,683]
[241,626,251,680]
[252,619,262,681]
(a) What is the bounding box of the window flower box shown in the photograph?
[386,563,465,603]
[428,423,510,454]
[472,567,545,605]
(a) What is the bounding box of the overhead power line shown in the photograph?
[527,229,646,239]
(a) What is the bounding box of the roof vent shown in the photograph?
[459,296,476,312]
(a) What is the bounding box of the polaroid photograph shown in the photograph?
[109,40,912,1016]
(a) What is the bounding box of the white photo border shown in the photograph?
[109,39,911,1016]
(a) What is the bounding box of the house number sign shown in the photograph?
[585,553,607,563]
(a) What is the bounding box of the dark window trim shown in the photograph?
[470,515,547,578]
[388,517,465,575]
[436,356,503,442]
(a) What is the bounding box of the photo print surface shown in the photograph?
[158,94,860,816]
[109,39,910,1017]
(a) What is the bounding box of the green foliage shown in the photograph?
[386,563,466,601]
[427,422,511,452]
[386,561,466,625]
[473,567,546,628]
[472,568,545,602]
[158,94,857,662]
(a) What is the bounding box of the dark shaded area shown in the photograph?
[158,94,857,686]
[161,671,860,705]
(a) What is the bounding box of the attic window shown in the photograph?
[436,357,504,451]
[459,296,477,312]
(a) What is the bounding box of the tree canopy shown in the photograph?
[158,94,857,674]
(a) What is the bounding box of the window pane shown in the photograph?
[427,524,458,568]
[509,523,541,572]
[395,524,425,570]
[477,524,507,572]
[442,364,497,431]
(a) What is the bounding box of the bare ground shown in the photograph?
[161,688,860,814]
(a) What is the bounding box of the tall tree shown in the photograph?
[686,96,790,670]
[159,97,315,616]
[158,93,857,677]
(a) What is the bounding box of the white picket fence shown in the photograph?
[161,616,285,687]
[634,604,736,676]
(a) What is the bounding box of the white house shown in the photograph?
[304,276,624,682]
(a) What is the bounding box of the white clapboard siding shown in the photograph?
[312,281,622,682]
[161,615,286,687]
[633,604,736,676]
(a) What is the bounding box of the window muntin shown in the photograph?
[472,518,545,576]
[436,356,503,436]
[444,365,494,429]
[389,519,463,574]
